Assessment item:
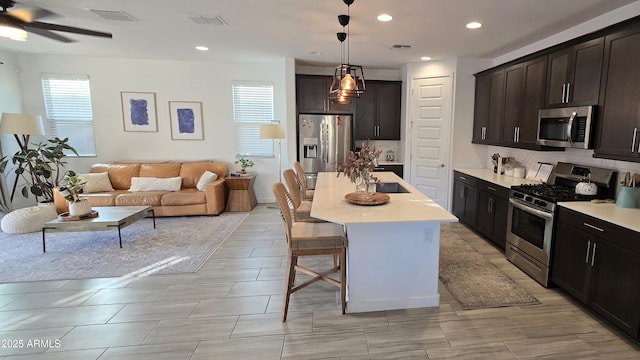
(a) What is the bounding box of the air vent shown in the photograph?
[188,15,228,26]
[89,9,139,22]
[390,44,412,50]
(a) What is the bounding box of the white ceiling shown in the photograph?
[1,0,638,69]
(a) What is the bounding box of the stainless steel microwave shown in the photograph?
[537,106,595,149]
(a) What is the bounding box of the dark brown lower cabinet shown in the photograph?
[552,207,640,339]
[475,180,509,249]
[452,172,477,226]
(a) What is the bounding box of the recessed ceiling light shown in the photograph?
[195,46,209,51]
[310,51,322,55]
[466,22,482,29]
[421,56,432,61]
[377,14,393,22]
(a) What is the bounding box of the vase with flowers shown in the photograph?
[617,171,639,208]
[58,170,92,216]
[338,142,382,199]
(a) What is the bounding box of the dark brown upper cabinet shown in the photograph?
[595,26,640,161]
[502,56,549,148]
[473,69,504,144]
[354,80,401,140]
[545,37,604,108]
[296,75,354,114]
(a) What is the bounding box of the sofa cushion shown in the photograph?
[130,177,182,192]
[80,191,127,206]
[91,164,140,190]
[139,163,182,178]
[180,162,228,189]
[196,171,218,191]
[79,172,114,193]
[115,191,168,206]
[161,189,206,206]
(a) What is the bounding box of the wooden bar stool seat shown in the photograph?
[283,168,324,223]
[294,161,314,201]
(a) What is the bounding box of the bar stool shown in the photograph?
[293,161,314,201]
[273,182,347,321]
[283,169,323,223]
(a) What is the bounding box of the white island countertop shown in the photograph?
[311,172,458,225]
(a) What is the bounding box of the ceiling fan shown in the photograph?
[0,0,112,42]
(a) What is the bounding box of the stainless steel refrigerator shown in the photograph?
[298,114,352,189]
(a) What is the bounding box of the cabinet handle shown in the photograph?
[561,83,567,104]
[459,176,467,181]
[585,240,591,264]
[489,198,494,213]
[487,186,497,192]
[516,127,520,142]
[565,83,571,103]
[514,127,517,142]
[583,222,604,232]
[591,243,597,267]
[633,128,638,152]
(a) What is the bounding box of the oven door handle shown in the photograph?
[509,198,553,220]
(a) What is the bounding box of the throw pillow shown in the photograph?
[129,176,182,192]
[79,172,114,193]
[196,170,218,191]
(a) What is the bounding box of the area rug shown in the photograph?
[0,213,248,283]
[439,229,540,310]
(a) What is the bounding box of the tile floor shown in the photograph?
[0,205,639,359]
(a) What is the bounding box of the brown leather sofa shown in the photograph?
[55,161,228,216]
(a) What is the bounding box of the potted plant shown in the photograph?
[234,157,255,174]
[0,137,79,203]
[337,142,382,197]
[58,170,92,216]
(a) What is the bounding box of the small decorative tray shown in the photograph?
[58,210,99,221]
[344,192,390,206]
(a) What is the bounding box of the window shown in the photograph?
[232,83,275,157]
[41,74,96,156]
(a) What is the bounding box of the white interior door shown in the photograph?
[410,75,453,209]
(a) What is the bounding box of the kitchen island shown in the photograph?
[312,172,458,313]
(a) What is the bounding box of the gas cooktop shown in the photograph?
[511,183,598,203]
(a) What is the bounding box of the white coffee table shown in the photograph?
[41,206,156,253]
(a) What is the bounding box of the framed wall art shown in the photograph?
[121,92,158,132]
[169,101,204,140]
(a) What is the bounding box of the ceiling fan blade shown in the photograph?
[10,6,55,22]
[24,26,74,43]
[25,21,112,39]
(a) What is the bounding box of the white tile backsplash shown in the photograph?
[359,140,401,162]
[486,145,640,196]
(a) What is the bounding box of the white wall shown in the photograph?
[15,54,291,203]
[0,50,33,210]
[493,1,640,66]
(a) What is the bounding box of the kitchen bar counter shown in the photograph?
[454,168,540,188]
[312,172,457,313]
[558,202,640,233]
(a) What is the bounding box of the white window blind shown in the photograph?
[232,83,274,157]
[41,74,97,157]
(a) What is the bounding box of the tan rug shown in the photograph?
[439,228,540,310]
[0,213,248,283]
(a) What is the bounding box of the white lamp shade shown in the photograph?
[0,113,45,135]
[260,124,285,139]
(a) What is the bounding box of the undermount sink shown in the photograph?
[375,182,409,194]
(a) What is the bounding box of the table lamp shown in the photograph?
[0,113,46,201]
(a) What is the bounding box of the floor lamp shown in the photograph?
[260,123,285,208]
[0,113,46,202]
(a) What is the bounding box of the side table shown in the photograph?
[225,173,258,212]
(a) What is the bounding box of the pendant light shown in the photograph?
[329,0,365,103]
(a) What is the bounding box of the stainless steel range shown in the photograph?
[506,162,616,287]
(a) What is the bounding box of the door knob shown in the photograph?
[439,164,445,168]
